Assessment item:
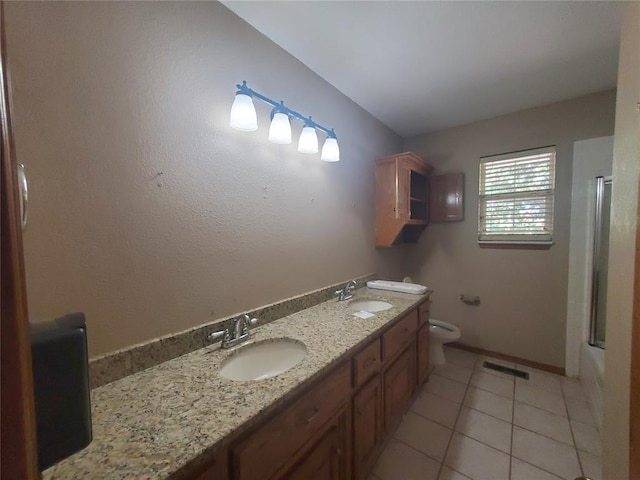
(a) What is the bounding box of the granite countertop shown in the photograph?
[43,287,428,480]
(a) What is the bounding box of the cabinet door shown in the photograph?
[417,324,430,386]
[429,172,464,222]
[282,409,349,480]
[190,449,228,480]
[353,377,382,480]
[382,344,416,435]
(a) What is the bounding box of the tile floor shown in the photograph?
[370,347,602,480]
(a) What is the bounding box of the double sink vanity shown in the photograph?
[43,285,432,480]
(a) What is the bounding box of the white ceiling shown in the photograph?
[222,1,624,137]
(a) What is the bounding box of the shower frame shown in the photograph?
[589,175,612,348]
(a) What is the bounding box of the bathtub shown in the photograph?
[580,343,604,430]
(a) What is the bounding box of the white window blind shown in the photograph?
[478,146,556,244]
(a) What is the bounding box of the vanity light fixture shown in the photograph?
[229,81,340,162]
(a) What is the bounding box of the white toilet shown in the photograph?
[429,319,462,365]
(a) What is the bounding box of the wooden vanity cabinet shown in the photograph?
[187,299,433,480]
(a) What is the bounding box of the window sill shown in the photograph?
[478,240,553,250]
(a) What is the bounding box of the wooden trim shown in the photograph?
[0,2,41,478]
[630,175,640,479]
[449,342,566,376]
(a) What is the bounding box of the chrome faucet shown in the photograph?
[335,280,357,301]
[208,314,259,349]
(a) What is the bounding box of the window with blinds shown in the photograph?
[478,146,556,244]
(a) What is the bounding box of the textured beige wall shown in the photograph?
[4,1,405,357]
[404,91,616,368]
[603,3,639,478]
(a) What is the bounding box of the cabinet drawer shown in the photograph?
[382,310,418,361]
[231,362,351,480]
[352,338,381,388]
[418,301,431,328]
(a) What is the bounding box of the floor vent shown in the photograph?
[482,361,529,379]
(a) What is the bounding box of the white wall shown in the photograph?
[566,135,613,377]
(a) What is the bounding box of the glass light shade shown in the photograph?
[229,93,258,131]
[268,113,292,144]
[297,126,319,154]
[320,137,340,162]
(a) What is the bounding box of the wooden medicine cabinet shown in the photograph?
[375,152,463,247]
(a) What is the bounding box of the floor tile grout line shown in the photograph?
[576,446,603,460]
[511,422,581,449]
[510,453,571,480]
[390,436,448,468]
[421,387,467,405]
[514,396,572,419]
[409,405,459,430]
[466,383,515,400]
[452,429,513,456]
[430,371,472,387]
[434,354,478,480]
[397,405,516,458]
[446,466,474,480]
[462,404,513,425]
[411,391,515,427]
[562,378,585,477]
[513,397,568,418]
[467,383,515,401]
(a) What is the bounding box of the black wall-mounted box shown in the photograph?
[31,313,92,471]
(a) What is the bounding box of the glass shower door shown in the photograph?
[589,176,611,349]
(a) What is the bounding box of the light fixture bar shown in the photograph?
[235,81,338,140]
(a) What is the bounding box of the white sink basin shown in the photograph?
[349,300,393,312]
[219,338,307,381]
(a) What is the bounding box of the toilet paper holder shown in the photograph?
[459,294,480,305]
